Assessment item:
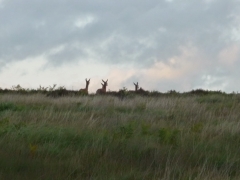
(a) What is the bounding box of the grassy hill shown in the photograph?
[0,93,240,179]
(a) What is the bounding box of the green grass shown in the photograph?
[0,93,240,179]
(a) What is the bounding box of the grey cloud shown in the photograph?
[0,0,239,70]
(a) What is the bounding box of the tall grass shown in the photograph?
[0,93,240,179]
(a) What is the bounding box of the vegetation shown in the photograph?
[0,86,240,179]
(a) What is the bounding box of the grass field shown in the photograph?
[0,93,240,179]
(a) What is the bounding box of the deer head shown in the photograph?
[79,78,90,94]
[101,79,108,90]
[133,82,139,91]
[85,78,90,89]
[96,79,108,94]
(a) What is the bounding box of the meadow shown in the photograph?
[0,89,240,179]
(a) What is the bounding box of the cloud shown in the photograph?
[105,67,137,91]
[103,45,204,92]
[219,44,240,66]
[0,54,111,92]
[0,0,240,92]
[74,15,96,29]
[1,0,238,64]
[143,46,201,80]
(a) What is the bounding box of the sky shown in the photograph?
[0,0,240,93]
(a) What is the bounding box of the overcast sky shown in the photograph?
[0,0,240,93]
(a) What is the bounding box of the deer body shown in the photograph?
[79,79,90,95]
[128,82,148,95]
[136,87,149,95]
[96,79,108,94]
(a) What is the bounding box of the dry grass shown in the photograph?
[0,93,240,179]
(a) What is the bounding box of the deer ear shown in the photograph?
[101,83,104,86]
[106,79,108,82]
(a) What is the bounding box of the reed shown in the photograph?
[0,93,239,179]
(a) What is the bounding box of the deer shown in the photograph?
[129,82,139,93]
[96,79,108,94]
[137,87,147,93]
[79,78,90,95]
[130,82,148,95]
[136,86,149,95]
